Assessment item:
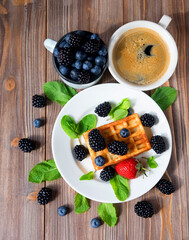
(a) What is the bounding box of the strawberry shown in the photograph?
[115,158,145,179]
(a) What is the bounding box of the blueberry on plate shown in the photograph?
[83,60,93,70]
[75,60,82,70]
[65,33,71,43]
[59,65,70,76]
[57,206,68,216]
[95,156,105,166]
[90,33,100,41]
[87,55,94,61]
[95,56,106,66]
[75,50,87,61]
[33,119,42,128]
[53,47,59,57]
[70,69,79,80]
[59,41,66,48]
[127,107,133,116]
[120,128,130,138]
[90,218,102,228]
[98,45,107,56]
[90,65,101,75]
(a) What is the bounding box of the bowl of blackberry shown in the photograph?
[44,31,108,89]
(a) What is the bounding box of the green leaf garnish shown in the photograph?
[28,159,61,183]
[43,81,77,106]
[74,193,90,214]
[79,171,94,181]
[97,203,118,227]
[61,114,97,139]
[110,173,130,201]
[147,156,158,168]
[151,86,177,111]
[109,98,130,121]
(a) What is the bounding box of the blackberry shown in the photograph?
[140,113,155,127]
[68,33,83,48]
[100,166,115,182]
[32,95,46,108]
[37,187,52,205]
[156,179,175,195]
[134,201,154,218]
[88,129,106,152]
[73,145,88,161]
[78,71,91,84]
[108,140,128,155]
[150,135,166,154]
[94,102,111,117]
[57,47,74,66]
[18,138,35,153]
[83,39,101,54]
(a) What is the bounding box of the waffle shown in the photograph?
[83,113,151,170]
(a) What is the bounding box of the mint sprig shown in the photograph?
[61,114,97,139]
[109,98,130,121]
[74,193,90,214]
[147,156,158,168]
[28,159,61,183]
[43,81,77,106]
[110,173,130,201]
[97,203,118,227]
[79,171,94,181]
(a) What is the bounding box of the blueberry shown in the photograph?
[65,33,71,43]
[127,107,133,116]
[57,206,68,216]
[59,65,70,76]
[95,56,106,66]
[120,128,130,138]
[59,41,66,48]
[33,119,42,128]
[90,33,100,41]
[76,30,85,36]
[83,61,93,70]
[87,56,94,61]
[95,156,105,166]
[90,65,101,75]
[72,63,75,67]
[75,60,82,70]
[75,50,87,61]
[64,43,70,48]
[90,218,101,228]
[70,69,79,80]
[53,47,59,57]
[98,45,107,56]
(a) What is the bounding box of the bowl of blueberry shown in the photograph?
[44,31,108,89]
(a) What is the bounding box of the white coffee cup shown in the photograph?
[108,15,178,91]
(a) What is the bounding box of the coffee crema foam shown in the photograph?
[112,28,170,85]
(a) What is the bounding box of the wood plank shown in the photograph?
[0,1,46,239]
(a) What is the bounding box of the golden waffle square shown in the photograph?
[83,113,151,170]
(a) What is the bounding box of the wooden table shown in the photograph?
[1,0,188,239]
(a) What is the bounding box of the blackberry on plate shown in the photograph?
[95,156,105,167]
[134,201,154,218]
[88,129,106,152]
[100,166,115,182]
[108,140,128,156]
[57,47,74,66]
[83,39,101,54]
[94,102,111,117]
[18,138,35,153]
[78,71,91,84]
[73,145,88,161]
[156,179,175,195]
[150,135,166,154]
[32,95,46,108]
[37,187,52,205]
[68,33,83,48]
[140,113,155,127]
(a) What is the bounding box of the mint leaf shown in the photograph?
[28,159,61,183]
[151,86,177,111]
[74,193,90,214]
[61,115,79,138]
[110,173,130,201]
[109,98,130,120]
[97,203,118,227]
[147,156,158,168]
[61,114,97,139]
[43,81,77,106]
[79,171,94,181]
[76,114,97,135]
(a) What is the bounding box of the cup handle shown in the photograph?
[158,15,172,29]
[44,38,57,53]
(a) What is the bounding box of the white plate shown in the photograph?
[52,83,172,203]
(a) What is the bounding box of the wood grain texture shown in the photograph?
[0,0,189,239]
